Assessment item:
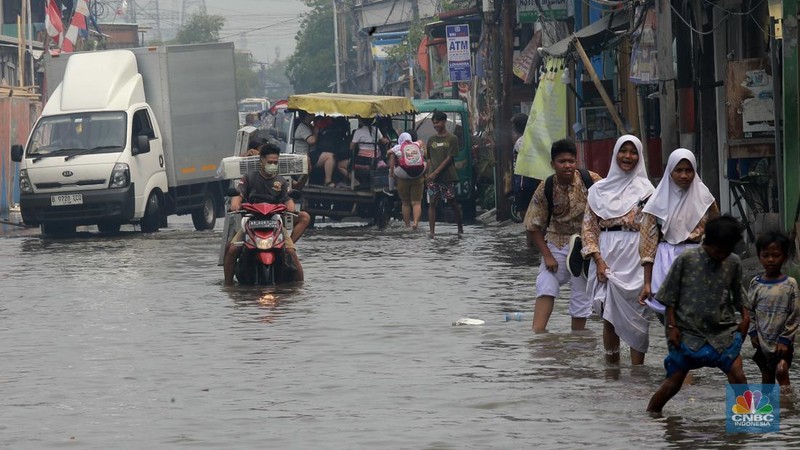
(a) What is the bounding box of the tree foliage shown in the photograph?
[175,12,226,44]
[286,0,336,93]
[235,52,262,100]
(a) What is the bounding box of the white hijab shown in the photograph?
[587,135,654,220]
[642,148,715,244]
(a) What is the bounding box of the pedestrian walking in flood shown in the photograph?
[525,138,602,333]
[748,230,800,392]
[582,135,654,365]
[426,111,463,238]
[638,148,720,317]
[647,215,749,413]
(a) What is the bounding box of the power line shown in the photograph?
[218,16,302,39]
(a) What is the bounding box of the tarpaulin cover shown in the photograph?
[287,92,417,118]
[541,10,630,57]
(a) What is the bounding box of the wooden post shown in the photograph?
[17,13,24,88]
[573,38,626,134]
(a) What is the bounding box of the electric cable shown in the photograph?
[670,2,730,36]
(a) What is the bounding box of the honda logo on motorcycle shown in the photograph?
[62,170,74,177]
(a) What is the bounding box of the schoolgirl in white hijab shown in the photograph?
[582,134,655,365]
[587,135,654,220]
[638,148,718,314]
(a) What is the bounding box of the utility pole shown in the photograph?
[333,0,342,93]
[494,0,514,221]
[409,0,419,98]
[657,0,677,165]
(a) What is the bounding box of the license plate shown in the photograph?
[248,219,278,229]
[51,194,83,206]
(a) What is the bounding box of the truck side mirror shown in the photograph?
[133,134,150,155]
[11,144,23,162]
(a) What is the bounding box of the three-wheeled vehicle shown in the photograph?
[284,93,417,228]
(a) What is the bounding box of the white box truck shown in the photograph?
[10,43,238,235]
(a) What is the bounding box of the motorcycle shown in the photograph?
[233,202,299,285]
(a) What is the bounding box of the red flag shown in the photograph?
[44,0,63,39]
[62,0,89,52]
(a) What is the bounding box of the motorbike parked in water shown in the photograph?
[232,202,300,285]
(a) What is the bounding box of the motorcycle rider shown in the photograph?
[223,143,308,285]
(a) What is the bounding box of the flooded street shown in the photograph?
[1,217,799,448]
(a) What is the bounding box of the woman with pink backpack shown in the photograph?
[388,131,427,230]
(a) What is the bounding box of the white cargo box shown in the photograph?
[219,154,308,180]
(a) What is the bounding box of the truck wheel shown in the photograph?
[41,223,76,237]
[98,222,122,233]
[192,192,216,231]
[141,192,161,233]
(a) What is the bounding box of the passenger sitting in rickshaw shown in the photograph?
[345,117,389,188]
[311,115,350,188]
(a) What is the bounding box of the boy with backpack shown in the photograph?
[524,139,602,333]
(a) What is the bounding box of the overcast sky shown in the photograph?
[124,0,310,65]
[206,0,309,65]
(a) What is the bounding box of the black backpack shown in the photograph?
[544,168,593,226]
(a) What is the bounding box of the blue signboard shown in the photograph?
[446,24,471,82]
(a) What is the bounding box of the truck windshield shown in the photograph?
[239,102,265,112]
[27,112,127,158]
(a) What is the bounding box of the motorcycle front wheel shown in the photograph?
[256,263,275,285]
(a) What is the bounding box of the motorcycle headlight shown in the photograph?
[19,169,33,194]
[255,236,274,250]
[109,163,130,188]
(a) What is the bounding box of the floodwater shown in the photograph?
[1,216,799,448]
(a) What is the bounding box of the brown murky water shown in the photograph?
[0,217,797,448]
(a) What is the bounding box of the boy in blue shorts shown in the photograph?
[647,215,750,413]
[748,230,800,392]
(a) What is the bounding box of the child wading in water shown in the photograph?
[647,216,749,413]
[749,230,800,393]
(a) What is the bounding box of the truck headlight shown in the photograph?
[109,163,130,188]
[19,169,33,194]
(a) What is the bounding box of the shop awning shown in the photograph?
[541,10,630,57]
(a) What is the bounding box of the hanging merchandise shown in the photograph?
[515,58,567,180]
[513,29,542,84]
[629,5,658,85]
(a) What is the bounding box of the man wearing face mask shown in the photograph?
[223,143,307,285]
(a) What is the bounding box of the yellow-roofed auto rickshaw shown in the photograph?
[284,93,417,228]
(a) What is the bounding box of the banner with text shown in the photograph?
[515,59,567,180]
[518,0,572,23]
[446,24,472,82]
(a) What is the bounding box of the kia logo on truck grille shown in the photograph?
[62,171,74,177]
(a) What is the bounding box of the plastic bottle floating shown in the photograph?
[502,312,526,322]
[452,318,485,326]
